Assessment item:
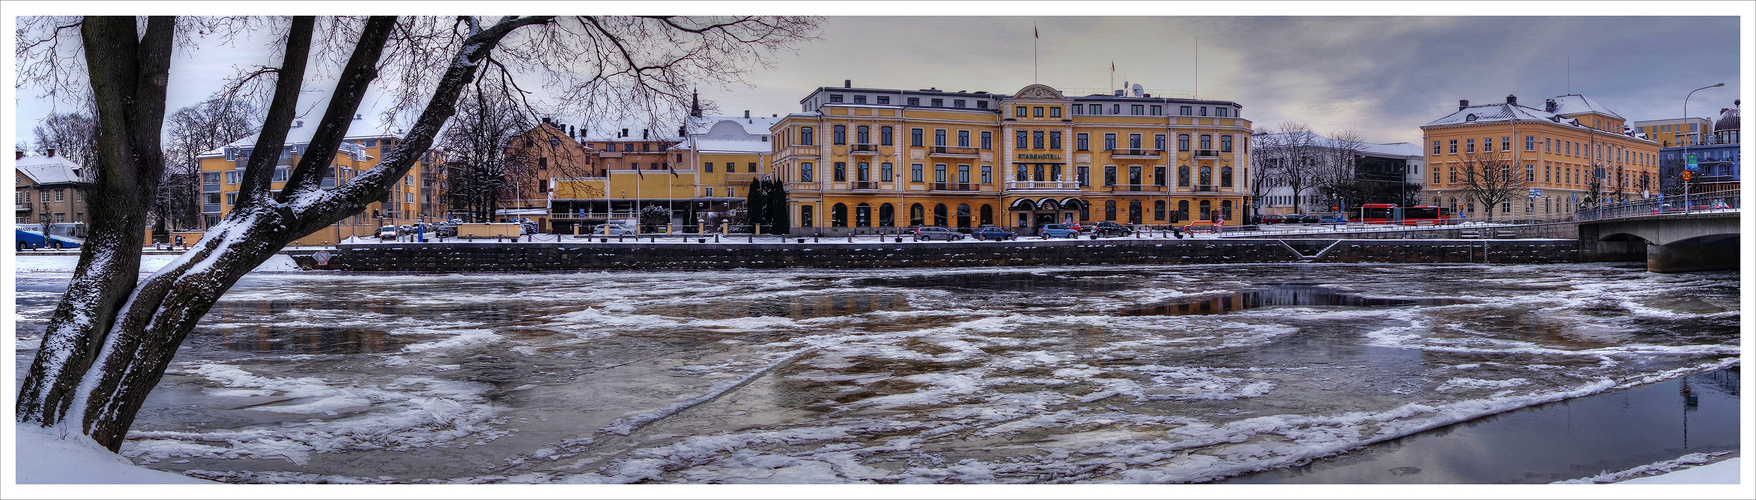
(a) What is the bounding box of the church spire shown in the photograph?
[690,88,702,118]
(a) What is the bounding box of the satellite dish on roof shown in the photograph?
[1132,83,1144,97]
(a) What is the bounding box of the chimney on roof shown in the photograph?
[1458,100,1469,110]
[47,148,56,157]
[355,114,363,120]
[1116,90,1125,97]
[15,151,24,160]
[1506,94,1517,106]
[621,128,629,138]
[844,79,851,88]
[744,110,750,119]
[643,129,649,140]
[678,125,686,136]
[1545,99,1557,113]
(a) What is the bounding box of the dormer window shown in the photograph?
[1465,114,1477,122]
[853,95,867,104]
[829,94,844,103]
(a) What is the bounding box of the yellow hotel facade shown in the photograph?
[770,82,1252,235]
[1421,94,1660,218]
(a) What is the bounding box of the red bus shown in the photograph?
[1357,204,1453,225]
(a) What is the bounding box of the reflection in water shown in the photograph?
[197,326,399,355]
[1124,284,1470,316]
[643,292,910,320]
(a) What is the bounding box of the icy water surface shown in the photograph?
[11,260,1741,484]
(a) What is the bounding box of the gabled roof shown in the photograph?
[15,154,88,185]
[1424,102,1564,127]
[1550,94,1624,120]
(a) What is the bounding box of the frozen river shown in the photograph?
[11,256,1741,483]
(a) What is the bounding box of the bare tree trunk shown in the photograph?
[16,16,174,434]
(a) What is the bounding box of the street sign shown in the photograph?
[1686,154,1699,171]
[1528,188,1542,197]
[314,250,331,266]
[1681,170,1693,181]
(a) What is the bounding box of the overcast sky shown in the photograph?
[10,6,1748,151]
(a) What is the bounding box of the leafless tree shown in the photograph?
[1313,128,1368,212]
[159,98,260,231]
[31,110,99,180]
[1456,148,1526,221]
[1246,131,1283,221]
[15,14,822,453]
[441,81,532,223]
[1253,122,1320,213]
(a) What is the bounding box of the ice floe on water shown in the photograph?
[11,263,1740,484]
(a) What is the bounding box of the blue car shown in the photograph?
[16,229,81,250]
[1037,224,1079,238]
[972,225,1016,241]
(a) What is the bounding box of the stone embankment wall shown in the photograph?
[293,238,1583,272]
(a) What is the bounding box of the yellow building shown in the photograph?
[1421,94,1660,219]
[770,82,1252,235]
[1630,117,1712,148]
[197,117,442,245]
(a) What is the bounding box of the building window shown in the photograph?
[833,125,846,145]
[1049,107,1061,118]
[831,203,847,227]
[981,165,992,184]
[800,127,814,145]
[1104,166,1116,186]
[934,204,948,226]
[1049,132,1062,150]
[1104,200,1117,221]
[879,203,895,226]
[1017,130,1029,149]
[1033,131,1045,150]
[958,130,970,148]
[856,162,870,182]
[1072,105,1084,115]
[880,126,894,146]
[1016,164,1028,182]
[935,129,947,147]
[1155,200,1167,220]
[1078,166,1089,187]
[931,98,943,107]
[1131,105,1144,115]
[800,205,813,227]
[981,131,992,150]
[1200,135,1212,151]
[1112,104,1121,114]
[1155,134,1166,151]
[1104,133,1117,151]
[1449,139,1457,154]
[705,162,714,173]
[934,164,947,183]
[911,163,923,182]
[1033,106,1044,117]
[907,97,920,106]
[1199,107,1207,116]
[881,162,893,182]
[1016,106,1028,117]
[853,95,868,104]
[829,94,844,103]
[1151,105,1162,115]
[1178,135,1190,151]
[1154,166,1166,186]
[1218,107,1230,118]
[877,96,890,105]
[856,126,870,144]
[1077,133,1089,151]
[909,203,925,226]
[833,162,847,182]
[1090,104,1101,114]
[1180,105,1192,116]
[1129,134,1142,149]
[1221,166,1234,187]
[1526,164,1535,182]
[800,162,813,182]
[957,164,970,184]
[1179,165,1190,187]
[1221,136,1233,153]
[225,170,240,184]
[1432,140,1441,155]
[748,162,758,173]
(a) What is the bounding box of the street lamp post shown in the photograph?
[1682,83,1723,214]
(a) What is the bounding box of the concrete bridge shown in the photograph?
[1579,211,1741,273]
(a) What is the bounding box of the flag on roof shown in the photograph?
[1034,24,1038,39]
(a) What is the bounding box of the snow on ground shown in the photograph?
[1554,452,1741,484]
[14,423,209,483]
[12,253,303,274]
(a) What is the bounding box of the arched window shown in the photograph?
[800,205,814,227]
[980,204,993,225]
[879,203,895,227]
[1221,166,1233,188]
[1177,200,1190,222]
[1154,200,1166,221]
[831,203,848,227]
[1199,166,1212,187]
[956,204,971,228]
[855,203,872,227]
[1104,200,1117,221]
[1199,200,1213,220]
[1178,165,1190,187]
[1079,202,1090,222]
[1128,200,1142,224]
[933,203,948,227]
[910,203,925,226]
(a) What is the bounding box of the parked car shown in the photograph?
[434,224,458,238]
[1260,214,1286,224]
[972,225,1016,241]
[1318,214,1348,224]
[593,222,637,236]
[1293,214,1321,224]
[1037,224,1079,238]
[914,226,963,241]
[1183,220,1224,234]
[376,226,399,239]
[1089,221,1132,237]
[1064,222,1084,233]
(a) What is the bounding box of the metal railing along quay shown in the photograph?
[1573,188,1740,221]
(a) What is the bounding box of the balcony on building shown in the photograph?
[1194,149,1220,159]
[1107,148,1164,159]
[850,181,880,191]
[1108,184,1169,193]
[927,145,981,158]
[1192,184,1216,192]
[787,181,821,192]
[16,204,32,213]
[1005,180,1082,191]
[850,143,880,155]
[931,182,975,191]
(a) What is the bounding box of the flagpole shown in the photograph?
[1033,22,1039,83]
